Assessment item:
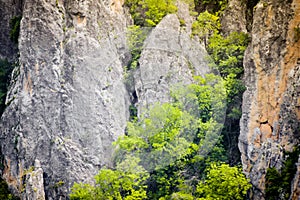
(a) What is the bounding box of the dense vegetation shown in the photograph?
[9,16,22,44]
[71,0,252,199]
[125,0,177,26]
[0,178,19,200]
[71,74,251,199]
[0,59,14,116]
[207,31,249,163]
[266,146,300,200]
[191,5,249,164]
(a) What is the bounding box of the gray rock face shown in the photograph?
[0,0,22,61]
[1,0,131,198]
[221,0,247,35]
[0,0,210,199]
[22,160,45,200]
[239,0,300,199]
[134,13,209,114]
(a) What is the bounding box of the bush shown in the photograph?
[70,168,147,200]
[266,146,300,199]
[0,59,13,116]
[9,16,22,44]
[207,31,250,78]
[126,25,149,70]
[125,0,177,26]
[196,163,251,200]
[192,11,220,42]
[0,178,19,200]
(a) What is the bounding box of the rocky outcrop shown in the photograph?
[239,0,300,199]
[0,0,23,61]
[22,160,45,200]
[134,8,209,114]
[292,156,300,199]
[0,0,210,199]
[221,0,247,35]
[0,0,131,198]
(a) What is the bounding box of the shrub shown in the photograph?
[196,163,251,200]
[192,11,220,42]
[125,0,177,26]
[266,146,300,199]
[9,16,22,44]
[0,59,13,116]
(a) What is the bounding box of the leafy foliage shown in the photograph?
[194,0,228,14]
[70,74,250,199]
[192,11,220,43]
[0,59,14,116]
[266,146,300,200]
[265,167,281,200]
[202,28,249,164]
[115,74,226,171]
[71,2,253,198]
[126,25,149,70]
[70,168,147,200]
[0,178,19,200]
[125,0,177,26]
[196,163,251,200]
[207,32,249,78]
[9,16,22,44]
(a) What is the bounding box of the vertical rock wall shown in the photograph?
[0,0,210,199]
[0,0,131,198]
[0,0,23,60]
[239,0,300,199]
[135,11,209,114]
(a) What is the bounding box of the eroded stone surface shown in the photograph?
[22,160,45,200]
[0,1,210,199]
[221,0,247,35]
[135,13,209,114]
[0,0,131,198]
[239,0,300,199]
[0,0,23,61]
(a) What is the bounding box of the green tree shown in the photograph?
[265,147,300,200]
[192,11,220,43]
[9,16,22,44]
[207,32,249,78]
[126,25,149,70]
[114,74,227,199]
[70,168,147,200]
[196,163,251,200]
[194,0,228,14]
[70,74,230,200]
[115,103,195,171]
[0,59,14,116]
[125,0,177,26]
[205,31,249,164]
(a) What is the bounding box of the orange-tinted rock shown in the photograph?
[239,0,300,199]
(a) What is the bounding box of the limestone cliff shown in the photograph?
[1,0,131,198]
[0,0,22,61]
[239,0,300,199]
[2,0,299,199]
[134,10,209,113]
[0,0,209,199]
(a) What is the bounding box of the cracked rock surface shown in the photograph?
[134,10,209,114]
[0,0,210,199]
[239,0,300,199]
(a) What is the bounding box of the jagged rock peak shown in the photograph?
[134,12,210,114]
